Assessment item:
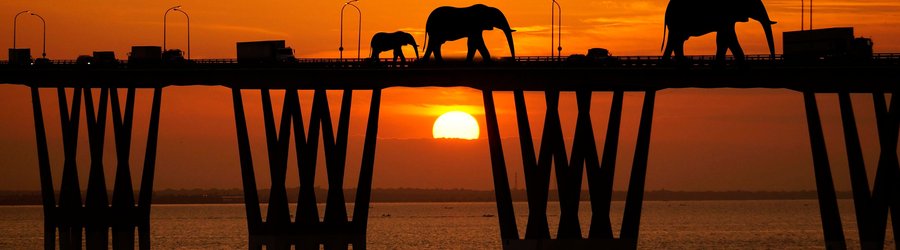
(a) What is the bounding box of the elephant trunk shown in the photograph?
[414,45,420,59]
[762,21,775,60]
[504,30,516,59]
[754,3,777,60]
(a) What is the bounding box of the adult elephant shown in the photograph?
[370,31,419,63]
[422,4,516,62]
[662,0,777,63]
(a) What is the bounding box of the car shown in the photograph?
[586,48,612,59]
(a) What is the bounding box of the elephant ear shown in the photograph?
[731,0,752,22]
[475,5,497,30]
[480,21,495,30]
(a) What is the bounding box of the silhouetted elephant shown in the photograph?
[662,0,777,63]
[370,31,419,63]
[422,4,516,62]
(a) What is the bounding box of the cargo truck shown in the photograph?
[237,40,296,64]
[783,27,873,61]
[8,48,32,65]
[128,46,162,65]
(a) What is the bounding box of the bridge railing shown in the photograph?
[4,53,900,68]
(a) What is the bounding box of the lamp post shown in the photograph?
[340,0,361,60]
[13,10,31,49]
[30,12,46,58]
[164,6,180,51]
[551,0,562,61]
[173,8,190,60]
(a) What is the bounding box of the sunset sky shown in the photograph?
[0,0,897,192]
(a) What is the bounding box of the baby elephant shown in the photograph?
[370,31,419,63]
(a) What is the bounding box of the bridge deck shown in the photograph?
[1,56,898,92]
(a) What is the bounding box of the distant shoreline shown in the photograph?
[0,188,852,205]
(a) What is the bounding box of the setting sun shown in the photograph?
[432,111,479,140]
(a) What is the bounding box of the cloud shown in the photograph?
[582,17,657,27]
[131,21,290,37]
[198,24,291,37]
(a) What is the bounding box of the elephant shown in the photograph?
[370,31,419,63]
[422,4,516,63]
[661,0,777,63]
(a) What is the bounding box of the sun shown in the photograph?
[433,111,480,140]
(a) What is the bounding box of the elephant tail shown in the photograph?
[422,32,428,53]
[660,23,667,52]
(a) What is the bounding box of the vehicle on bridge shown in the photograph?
[76,51,119,66]
[236,40,296,64]
[162,49,187,64]
[128,46,162,65]
[783,27,873,62]
[567,48,616,65]
[7,48,32,66]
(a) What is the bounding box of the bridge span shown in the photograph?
[0,59,898,249]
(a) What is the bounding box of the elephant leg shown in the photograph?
[663,45,674,61]
[673,37,687,62]
[372,49,381,61]
[434,43,443,62]
[663,33,678,61]
[394,48,405,63]
[423,41,434,62]
[727,29,745,62]
[466,38,478,62]
[715,31,730,63]
[475,38,492,62]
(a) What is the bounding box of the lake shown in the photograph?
[0,200,894,249]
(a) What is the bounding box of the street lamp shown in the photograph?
[551,0,562,60]
[164,6,180,51]
[12,10,31,49]
[173,8,190,60]
[340,0,361,60]
[164,5,191,60]
[30,12,46,58]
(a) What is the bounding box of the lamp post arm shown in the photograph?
[13,10,30,49]
[340,4,346,59]
[552,1,562,59]
[350,3,361,60]
[175,9,190,60]
[31,13,46,58]
[164,6,181,51]
[341,1,361,60]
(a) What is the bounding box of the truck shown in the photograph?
[236,40,296,64]
[567,48,615,65]
[783,27,873,61]
[93,51,118,65]
[8,48,32,65]
[128,46,162,65]
[76,51,120,66]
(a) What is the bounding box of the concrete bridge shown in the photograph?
[1,57,898,249]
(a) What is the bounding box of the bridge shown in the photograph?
[1,56,898,249]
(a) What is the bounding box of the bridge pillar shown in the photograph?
[230,88,382,250]
[482,89,657,249]
[804,91,899,249]
[29,87,163,250]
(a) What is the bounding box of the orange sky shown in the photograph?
[0,0,897,192]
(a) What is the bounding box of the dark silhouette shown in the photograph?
[783,27,874,62]
[28,87,163,249]
[237,40,297,64]
[370,31,419,63]
[422,4,516,62]
[661,0,777,63]
[232,88,382,250]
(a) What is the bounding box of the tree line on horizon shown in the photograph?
[0,188,852,205]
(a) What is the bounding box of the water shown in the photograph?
[0,200,894,249]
